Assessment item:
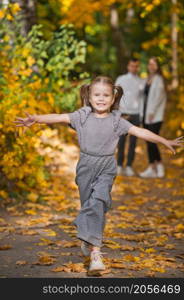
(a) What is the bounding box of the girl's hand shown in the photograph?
[13,112,37,128]
[165,136,184,154]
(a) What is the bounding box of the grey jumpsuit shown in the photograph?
[68,106,134,247]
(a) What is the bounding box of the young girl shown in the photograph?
[14,76,183,275]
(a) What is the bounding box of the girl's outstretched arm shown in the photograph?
[128,125,184,155]
[14,112,71,128]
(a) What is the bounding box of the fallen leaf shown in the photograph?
[39,229,57,237]
[16,260,27,265]
[19,229,38,235]
[62,240,79,248]
[120,245,135,251]
[146,271,156,277]
[37,251,56,257]
[117,206,127,211]
[145,248,156,254]
[105,243,121,250]
[51,266,71,272]
[0,227,15,233]
[111,263,126,269]
[33,255,56,265]
[175,253,184,259]
[66,262,86,273]
[52,262,86,273]
[151,267,165,273]
[99,269,112,275]
[175,224,184,232]
[123,254,140,262]
[25,209,37,215]
[0,245,12,250]
[60,252,73,256]
[36,238,55,246]
[164,244,175,250]
[0,218,7,225]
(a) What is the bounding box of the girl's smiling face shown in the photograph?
[89,83,115,115]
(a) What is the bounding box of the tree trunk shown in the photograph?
[11,0,37,35]
[110,4,128,75]
[171,0,178,89]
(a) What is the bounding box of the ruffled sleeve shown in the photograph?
[68,106,92,130]
[112,110,134,136]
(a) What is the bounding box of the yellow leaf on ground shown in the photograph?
[66,262,86,273]
[0,245,12,250]
[60,252,73,256]
[16,260,27,265]
[164,244,175,250]
[111,263,126,269]
[0,218,7,224]
[105,243,121,249]
[145,248,156,254]
[120,245,135,251]
[174,211,184,218]
[25,209,37,215]
[0,227,15,233]
[52,262,86,273]
[19,229,38,235]
[117,223,130,229]
[41,229,57,237]
[27,192,38,202]
[117,206,127,211]
[51,266,71,272]
[124,254,140,262]
[34,255,56,265]
[99,269,112,275]
[62,240,79,248]
[37,238,55,246]
[151,267,165,273]
[175,224,184,232]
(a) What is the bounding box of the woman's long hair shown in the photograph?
[148,57,163,76]
[148,57,166,90]
[80,76,123,112]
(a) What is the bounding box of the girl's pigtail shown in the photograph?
[112,85,124,109]
[80,84,90,107]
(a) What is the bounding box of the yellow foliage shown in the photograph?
[6,14,13,21]
[0,10,5,19]
[11,3,21,14]
[27,193,39,202]
[0,190,8,199]
[59,0,118,27]
[0,6,57,199]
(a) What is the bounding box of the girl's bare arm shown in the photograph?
[128,125,184,154]
[14,112,71,127]
[34,113,70,124]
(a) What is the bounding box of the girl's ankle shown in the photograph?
[91,246,100,252]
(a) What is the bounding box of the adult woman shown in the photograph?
[139,57,167,178]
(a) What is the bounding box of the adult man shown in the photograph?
[115,58,144,176]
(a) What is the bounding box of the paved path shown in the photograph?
[0,141,183,278]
